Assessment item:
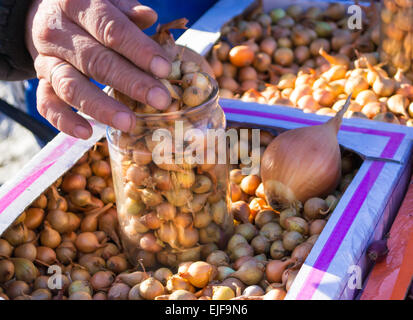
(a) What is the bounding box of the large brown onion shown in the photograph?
[261,95,352,209]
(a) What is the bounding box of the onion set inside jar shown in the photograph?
[380,1,413,75]
[107,75,233,268]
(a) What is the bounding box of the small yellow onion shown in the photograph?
[277,73,296,90]
[294,46,310,64]
[313,89,336,108]
[312,78,328,90]
[157,221,178,248]
[182,72,210,90]
[263,288,286,300]
[219,89,234,99]
[230,182,242,202]
[260,37,277,56]
[24,208,45,231]
[162,189,192,207]
[0,239,13,258]
[132,143,152,165]
[289,84,312,106]
[304,197,329,220]
[321,65,347,82]
[331,30,352,51]
[169,290,197,300]
[137,189,163,207]
[345,76,369,97]
[215,42,230,61]
[218,76,239,92]
[366,67,386,86]
[332,99,361,113]
[329,79,346,96]
[255,182,266,198]
[309,219,327,236]
[265,258,295,283]
[252,52,271,73]
[387,94,409,118]
[409,102,413,118]
[365,60,395,97]
[11,258,38,283]
[373,112,400,124]
[270,240,286,259]
[212,286,235,300]
[240,175,261,195]
[310,38,330,56]
[283,231,304,251]
[40,224,61,249]
[126,165,150,186]
[361,102,387,119]
[291,242,313,262]
[316,108,337,117]
[166,274,195,293]
[217,266,235,281]
[183,86,209,107]
[355,90,378,106]
[139,277,164,300]
[319,48,350,68]
[209,50,223,78]
[273,48,294,67]
[3,223,28,246]
[295,72,315,87]
[193,207,212,229]
[222,63,237,78]
[231,259,264,286]
[177,225,199,248]
[181,261,216,288]
[229,45,254,67]
[285,217,309,235]
[297,95,320,113]
[249,198,268,219]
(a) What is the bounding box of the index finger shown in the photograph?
[61,0,171,78]
[108,0,158,29]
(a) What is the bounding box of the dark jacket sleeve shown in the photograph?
[0,0,35,81]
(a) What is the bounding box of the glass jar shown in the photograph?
[380,0,413,76]
[106,76,233,268]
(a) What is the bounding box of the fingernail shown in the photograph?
[74,126,91,140]
[147,86,171,110]
[112,112,133,132]
[150,56,171,78]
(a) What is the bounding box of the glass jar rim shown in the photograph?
[106,72,220,146]
[108,72,219,121]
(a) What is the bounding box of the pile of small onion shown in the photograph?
[209,2,413,126]
[0,143,128,300]
[0,128,360,300]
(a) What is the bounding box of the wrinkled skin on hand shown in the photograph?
[26,0,172,139]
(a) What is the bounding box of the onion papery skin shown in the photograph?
[261,120,341,209]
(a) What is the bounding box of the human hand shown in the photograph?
[26,0,172,139]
